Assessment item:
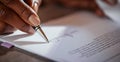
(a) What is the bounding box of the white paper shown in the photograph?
[96,0,120,24]
[1,11,120,62]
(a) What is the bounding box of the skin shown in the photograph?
[0,0,41,35]
[0,0,41,55]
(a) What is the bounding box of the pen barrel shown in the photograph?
[32,25,49,43]
[32,25,41,31]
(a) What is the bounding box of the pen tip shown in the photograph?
[46,40,49,43]
[37,25,49,43]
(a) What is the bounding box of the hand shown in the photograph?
[56,0,118,17]
[0,0,41,35]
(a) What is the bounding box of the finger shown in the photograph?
[0,3,35,34]
[0,0,40,26]
[2,24,16,35]
[0,21,8,34]
[0,21,16,35]
[24,0,42,12]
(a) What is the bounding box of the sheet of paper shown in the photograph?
[1,11,120,62]
[96,0,120,24]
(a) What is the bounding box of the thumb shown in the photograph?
[24,0,42,12]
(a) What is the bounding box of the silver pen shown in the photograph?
[33,25,49,43]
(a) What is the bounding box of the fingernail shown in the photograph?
[33,2,38,12]
[29,14,40,26]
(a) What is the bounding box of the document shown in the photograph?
[0,11,120,62]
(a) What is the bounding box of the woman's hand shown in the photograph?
[0,0,41,35]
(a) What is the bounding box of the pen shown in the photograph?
[29,12,49,43]
[33,25,49,43]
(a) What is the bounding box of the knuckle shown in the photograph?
[0,5,13,21]
[0,2,18,22]
[0,5,8,20]
[2,0,27,15]
[21,8,33,20]
[0,8,6,18]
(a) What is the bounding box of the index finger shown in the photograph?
[0,0,40,26]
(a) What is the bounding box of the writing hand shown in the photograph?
[0,0,41,35]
